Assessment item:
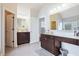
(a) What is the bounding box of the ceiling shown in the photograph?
[18,3,47,9]
[17,3,58,16]
[17,3,65,17]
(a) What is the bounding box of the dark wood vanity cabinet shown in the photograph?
[40,34,79,56]
[17,32,30,45]
[40,34,61,56]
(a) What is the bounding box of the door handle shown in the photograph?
[12,28,14,31]
[5,30,8,32]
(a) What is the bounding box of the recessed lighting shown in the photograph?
[57,6,61,11]
[50,10,53,13]
[53,8,57,11]
[49,8,57,14]
[62,4,67,7]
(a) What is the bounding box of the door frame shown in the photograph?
[1,7,18,56]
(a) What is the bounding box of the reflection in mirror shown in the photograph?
[39,17,45,34]
[50,13,63,30]
[17,18,28,32]
[62,15,79,31]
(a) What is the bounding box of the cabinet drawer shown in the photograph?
[62,37,77,45]
[41,38,48,49]
[57,36,76,44]
[76,40,79,45]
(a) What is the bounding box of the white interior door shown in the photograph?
[5,14,14,48]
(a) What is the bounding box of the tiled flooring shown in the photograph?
[5,42,54,56]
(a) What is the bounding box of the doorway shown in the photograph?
[39,17,45,34]
[5,10,15,48]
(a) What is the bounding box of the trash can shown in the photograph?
[60,48,68,56]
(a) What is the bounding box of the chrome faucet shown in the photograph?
[74,30,79,36]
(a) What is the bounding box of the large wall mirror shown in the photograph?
[17,18,28,32]
[50,5,79,31]
[50,13,79,31]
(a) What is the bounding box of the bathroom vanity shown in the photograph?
[40,33,79,56]
[40,6,79,56]
[17,32,30,45]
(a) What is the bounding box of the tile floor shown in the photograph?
[5,42,54,56]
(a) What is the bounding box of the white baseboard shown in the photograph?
[30,41,40,44]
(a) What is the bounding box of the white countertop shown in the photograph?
[43,31,79,40]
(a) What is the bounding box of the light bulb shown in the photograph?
[62,4,67,8]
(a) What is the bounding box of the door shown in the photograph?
[5,13,14,48]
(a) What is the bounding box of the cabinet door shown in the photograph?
[47,37,55,51]
[17,32,30,45]
[54,37,61,55]
[25,32,30,43]
[17,32,25,45]
[41,37,48,49]
[76,40,79,45]
[55,39,61,49]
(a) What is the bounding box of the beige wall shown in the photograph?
[1,3,17,55]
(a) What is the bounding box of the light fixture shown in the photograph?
[53,8,58,12]
[57,6,62,11]
[50,10,53,13]
[62,4,67,8]
[53,8,57,11]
